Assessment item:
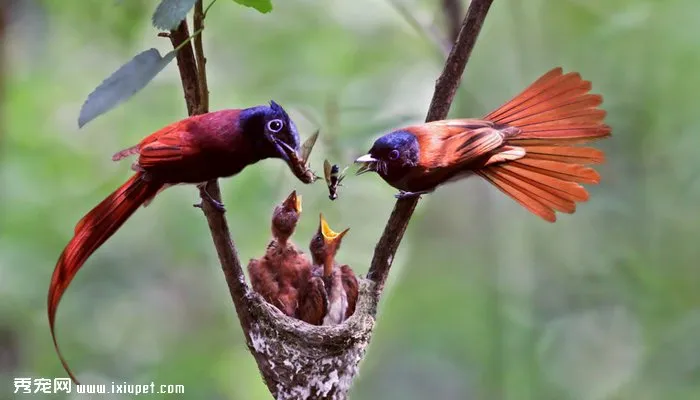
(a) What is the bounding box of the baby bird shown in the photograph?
[248,191,310,317]
[298,214,358,326]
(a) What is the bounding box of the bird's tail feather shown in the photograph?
[479,68,610,222]
[49,172,162,383]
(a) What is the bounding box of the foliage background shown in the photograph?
[2,0,700,398]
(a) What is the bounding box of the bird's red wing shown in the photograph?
[339,265,358,319]
[248,256,281,305]
[137,130,192,169]
[441,128,504,166]
[297,276,328,325]
[407,121,500,168]
[113,120,182,162]
[416,120,505,167]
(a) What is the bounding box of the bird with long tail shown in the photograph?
[355,68,611,222]
[50,101,310,382]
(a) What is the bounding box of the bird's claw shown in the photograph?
[195,184,226,213]
[394,190,432,200]
[193,199,226,212]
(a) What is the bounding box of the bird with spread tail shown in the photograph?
[298,214,358,326]
[247,190,311,317]
[49,101,309,382]
[355,68,611,222]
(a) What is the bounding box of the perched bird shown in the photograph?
[49,101,306,382]
[298,214,358,326]
[248,190,310,317]
[355,68,611,222]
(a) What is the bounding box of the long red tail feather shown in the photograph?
[480,68,611,222]
[48,173,162,382]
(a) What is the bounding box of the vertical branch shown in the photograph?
[367,0,496,291]
[169,21,201,115]
[193,0,209,114]
[167,15,251,325]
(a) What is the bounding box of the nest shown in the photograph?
[242,279,378,400]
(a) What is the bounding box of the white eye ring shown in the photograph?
[388,149,400,160]
[267,119,284,133]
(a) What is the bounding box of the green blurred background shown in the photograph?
[3,0,700,398]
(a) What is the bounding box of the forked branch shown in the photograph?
[167,0,496,398]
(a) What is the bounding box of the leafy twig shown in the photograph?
[366,0,496,291]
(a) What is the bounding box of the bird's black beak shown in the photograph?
[269,134,295,166]
[354,154,377,175]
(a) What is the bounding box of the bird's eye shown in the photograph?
[388,149,400,160]
[267,119,284,133]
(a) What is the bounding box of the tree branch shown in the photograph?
[169,21,201,115]
[366,0,495,291]
[193,0,209,114]
[167,4,252,333]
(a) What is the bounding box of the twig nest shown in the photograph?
[243,278,378,400]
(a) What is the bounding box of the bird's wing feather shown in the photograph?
[298,276,328,325]
[410,121,505,167]
[438,127,504,167]
[339,265,358,319]
[137,130,190,168]
[247,256,282,306]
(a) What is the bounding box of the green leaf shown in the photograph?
[233,0,273,14]
[78,49,176,128]
[152,0,198,31]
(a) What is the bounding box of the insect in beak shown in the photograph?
[354,154,377,175]
[284,131,320,184]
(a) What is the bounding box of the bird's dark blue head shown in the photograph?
[355,130,419,179]
[240,100,301,165]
